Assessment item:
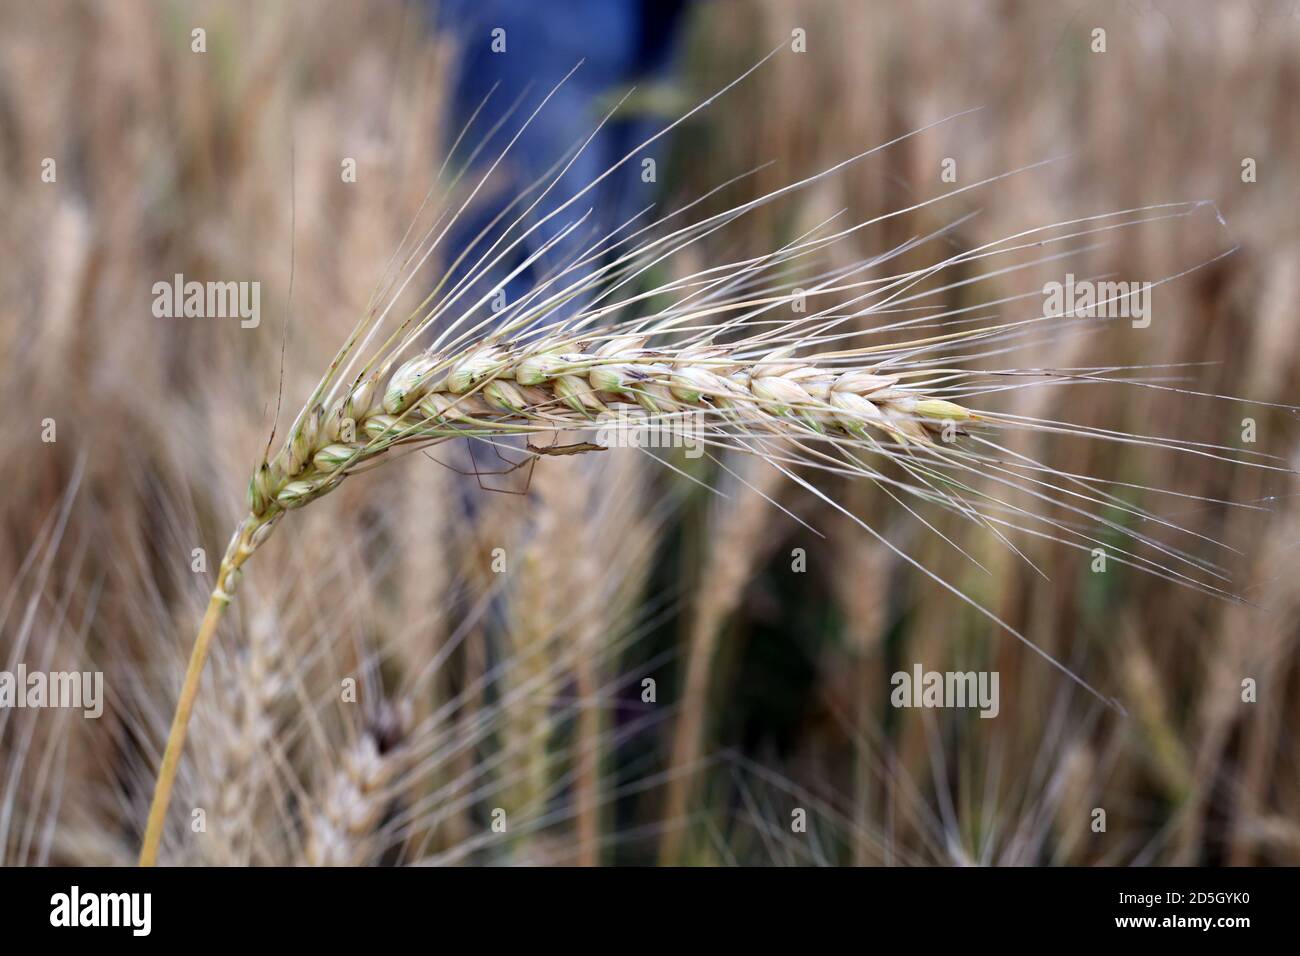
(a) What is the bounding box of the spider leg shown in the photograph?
[421,443,529,481]
[421,436,552,496]
[490,436,532,469]
[422,448,499,478]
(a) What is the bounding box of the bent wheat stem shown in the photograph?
[139,516,267,866]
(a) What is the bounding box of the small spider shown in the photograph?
[423,435,606,495]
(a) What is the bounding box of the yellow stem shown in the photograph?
[139,515,264,866]
[138,588,229,866]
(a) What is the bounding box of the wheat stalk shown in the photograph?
[138,313,974,864]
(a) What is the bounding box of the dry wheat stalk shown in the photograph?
[147,291,1149,863]
[660,453,788,863]
[140,324,981,861]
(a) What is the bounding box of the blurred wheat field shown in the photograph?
[2,0,1299,867]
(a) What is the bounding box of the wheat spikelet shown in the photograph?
[302,701,413,867]
[187,608,286,865]
[500,468,570,832]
